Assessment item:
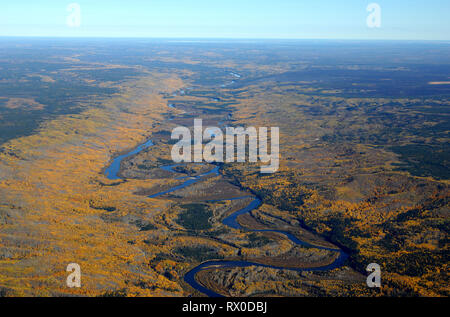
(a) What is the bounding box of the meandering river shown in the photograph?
[104,138,348,297]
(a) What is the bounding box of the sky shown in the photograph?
[0,0,449,40]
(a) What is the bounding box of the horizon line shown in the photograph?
[0,35,449,43]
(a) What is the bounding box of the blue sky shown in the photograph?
[1,0,449,40]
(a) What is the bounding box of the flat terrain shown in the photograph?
[0,39,448,297]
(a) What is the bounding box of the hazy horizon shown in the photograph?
[1,0,449,41]
[1,36,449,43]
